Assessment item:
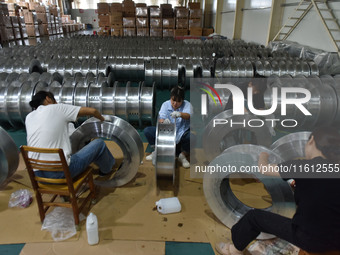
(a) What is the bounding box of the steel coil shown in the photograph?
[0,126,19,186]
[203,144,295,239]
[70,116,144,188]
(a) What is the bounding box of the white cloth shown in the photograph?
[25,104,81,165]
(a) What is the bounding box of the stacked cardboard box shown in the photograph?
[175,7,188,36]
[0,13,14,41]
[97,3,110,35]
[111,3,123,36]
[10,16,21,40]
[161,4,174,37]
[149,5,161,37]
[189,3,202,36]
[202,27,214,36]
[136,5,148,36]
[0,3,9,42]
[7,3,19,16]
[34,4,49,36]
[18,16,28,38]
[122,0,135,36]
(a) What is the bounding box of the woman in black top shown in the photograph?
[215,126,340,255]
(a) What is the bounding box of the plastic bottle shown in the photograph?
[155,197,182,214]
[86,212,99,245]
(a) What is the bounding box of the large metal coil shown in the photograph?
[214,58,254,78]
[0,72,155,128]
[264,75,338,129]
[155,121,176,183]
[145,59,186,89]
[255,59,318,77]
[106,58,145,81]
[202,110,272,162]
[70,116,144,188]
[0,126,19,186]
[270,131,311,161]
[203,144,295,240]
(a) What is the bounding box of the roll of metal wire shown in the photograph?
[270,131,311,161]
[70,116,144,188]
[0,126,19,186]
[203,144,295,240]
[155,121,176,183]
[202,110,272,162]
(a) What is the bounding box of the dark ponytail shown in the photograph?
[29,91,55,110]
[312,126,340,163]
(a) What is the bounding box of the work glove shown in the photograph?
[163,118,171,124]
[170,111,181,118]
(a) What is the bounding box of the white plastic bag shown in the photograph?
[8,189,33,208]
[41,207,77,241]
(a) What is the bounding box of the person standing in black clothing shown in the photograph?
[215,126,340,255]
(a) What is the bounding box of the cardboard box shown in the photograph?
[20,26,28,38]
[1,16,11,28]
[19,2,29,9]
[202,27,214,36]
[137,27,149,36]
[174,28,188,36]
[6,27,14,40]
[189,9,202,19]
[110,3,122,12]
[136,17,148,28]
[123,10,135,17]
[135,7,148,17]
[111,26,123,36]
[149,6,161,17]
[35,5,46,13]
[123,17,135,27]
[150,28,162,37]
[123,27,136,36]
[36,13,47,24]
[163,18,175,28]
[189,18,201,28]
[150,18,162,28]
[136,3,147,7]
[189,27,202,36]
[10,16,19,27]
[0,26,7,42]
[163,28,174,37]
[97,3,110,14]
[111,12,123,25]
[175,8,189,18]
[26,24,35,36]
[189,2,201,9]
[18,17,26,27]
[38,23,48,35]
[176,18,188,29]
[98,14,110,27]
[12,27,21,39]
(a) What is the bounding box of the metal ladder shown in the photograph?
[273,0,340,53]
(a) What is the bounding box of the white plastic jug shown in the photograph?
[155,197,181,214]
[86,212,99,245]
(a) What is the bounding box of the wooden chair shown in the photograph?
[20,145,96,226]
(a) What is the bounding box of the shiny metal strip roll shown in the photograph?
[270,131,311,161]
[126,82,140,123]
[202,110,272,162]
[0,127,19,186]
[203,144,295,240]
[140,82,155,125]
[114,81,128,120]
[155,121,176,183]
[70,116,144,187]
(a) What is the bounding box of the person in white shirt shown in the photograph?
[25,91,115,178]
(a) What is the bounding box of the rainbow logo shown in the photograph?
[199,83,222,106]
